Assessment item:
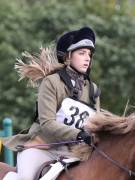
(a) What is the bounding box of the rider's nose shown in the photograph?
[85,55,91,62]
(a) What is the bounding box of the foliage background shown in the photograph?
[0,0,135,134]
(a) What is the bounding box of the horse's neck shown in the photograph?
[86,131,135,179]
[97,131,135,166]
[58,131,135,180]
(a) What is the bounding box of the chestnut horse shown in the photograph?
[58,130,135,180]
[0,130,135,180]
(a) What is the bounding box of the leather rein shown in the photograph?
[90,135,135,177]
[16,137,135,177]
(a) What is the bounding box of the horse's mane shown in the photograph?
[71,111,135,161]
[15,47,64,87]
[86,110,135,134]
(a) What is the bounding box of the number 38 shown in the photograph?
[64,106,89,129]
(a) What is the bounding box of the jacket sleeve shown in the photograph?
[38,76,80,143]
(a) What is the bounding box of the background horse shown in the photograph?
[0,112,135,180]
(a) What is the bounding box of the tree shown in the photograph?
[0,0,135,132]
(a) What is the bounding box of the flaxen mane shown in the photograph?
[15,47,64,87]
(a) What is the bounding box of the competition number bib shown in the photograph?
[56,98,96,129]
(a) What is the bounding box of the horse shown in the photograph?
[0,113,135,180]
[58,130,135,180]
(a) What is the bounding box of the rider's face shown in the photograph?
[69,48,91,73]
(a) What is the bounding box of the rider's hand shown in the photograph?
[77,130,92,146]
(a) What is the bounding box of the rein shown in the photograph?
[16,140,82,180]
[16,140,83,151]
[16,137,135,177]
[90,135,135,177]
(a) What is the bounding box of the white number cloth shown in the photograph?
[56,98,96,129]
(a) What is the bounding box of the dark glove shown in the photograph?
[77,130,92,146]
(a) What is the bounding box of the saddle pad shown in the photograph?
[39,157,80,180]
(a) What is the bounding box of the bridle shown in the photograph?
[90,135,135,177]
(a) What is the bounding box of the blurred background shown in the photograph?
[0,0,135,139]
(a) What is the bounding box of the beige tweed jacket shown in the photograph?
[3,73,100,151]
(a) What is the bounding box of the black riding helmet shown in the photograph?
[56,26,96,65]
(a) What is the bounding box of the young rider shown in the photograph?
[3,26,101,180]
